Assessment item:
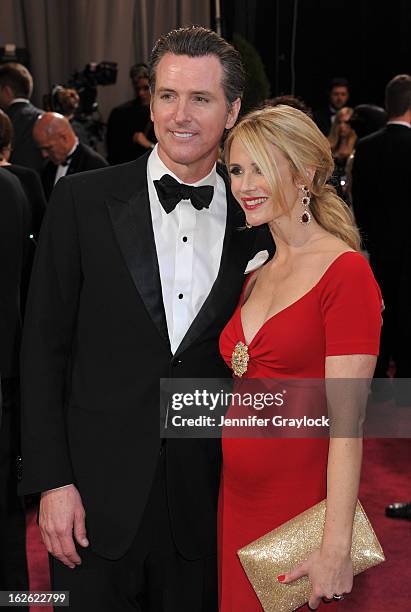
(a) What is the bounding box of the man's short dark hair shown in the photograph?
[328,77,349,92]
[129,63,149,81]
[149,26,245,106]
[264,95,313,118]
[0,62,33,98]
[385,74,411,118]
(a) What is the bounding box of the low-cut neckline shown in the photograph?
[240,251,355,347]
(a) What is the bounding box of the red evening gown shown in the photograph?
[218,252,382,611]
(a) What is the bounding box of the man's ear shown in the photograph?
[225,98,241,130]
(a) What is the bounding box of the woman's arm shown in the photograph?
[322,353,376,555]
[280,353,376,609]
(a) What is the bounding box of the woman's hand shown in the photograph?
[278,546,353,609]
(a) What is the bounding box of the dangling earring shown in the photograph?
[245,222,252,229]
[299,185,311,225]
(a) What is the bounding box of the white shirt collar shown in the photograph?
[148,144,217,190]
[9,98,30,105]
[387,120,411,128]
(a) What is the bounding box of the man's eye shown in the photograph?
[160,93,173,100]
[194,96,209,103]
[229,166,242,176]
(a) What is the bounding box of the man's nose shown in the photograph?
[174,99,191,124]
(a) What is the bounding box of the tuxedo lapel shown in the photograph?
[105,157,170,348]
[42,163,57,200]
[67,145,83,175]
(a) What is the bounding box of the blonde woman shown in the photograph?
[218,106,382,610]
[328,107,356,200]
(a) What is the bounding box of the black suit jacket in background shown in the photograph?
[20,154,274,560]
[6,101,44,173]
[4,164,46,238]
[106,100,155,165]
[3,164,47,312]
[0,170,26,380]
[352,124,411,259]
[41,142,108,200]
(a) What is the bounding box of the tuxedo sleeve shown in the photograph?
[19,176,82,494]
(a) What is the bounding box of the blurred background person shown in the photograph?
[345,104,387,205]
[352,74,411,389]
[263,94,313,117]
[32,112,107,200]
[328,106,357,200]
[0,63,44,173]
[0,169,29,604]
[0,110,46,310]
[0,109,46,239]
[314,77,350,136]
[48,85,91,146]
[106,63,156,165]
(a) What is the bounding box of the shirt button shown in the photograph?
[182,236,188,242]
[178,293,183,299]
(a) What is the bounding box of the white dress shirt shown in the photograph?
[147,145,227,354]
[54,140,79,185]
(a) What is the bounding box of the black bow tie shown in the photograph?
[153,174,214,214]
[61,148,77,167]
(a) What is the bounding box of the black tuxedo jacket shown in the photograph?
[352,124,411,259]
[313,106,335,136]
[7,101,44,173]
[0,170,26,379]
[20,153,274,560]
[42,142,108,200]
[3,164,46,312]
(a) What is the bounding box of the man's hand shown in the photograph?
[39,484,89,569]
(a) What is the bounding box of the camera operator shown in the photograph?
[106,63,156,165]
[32,112,107,200]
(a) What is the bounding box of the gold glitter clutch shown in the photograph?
[237,499,385,612]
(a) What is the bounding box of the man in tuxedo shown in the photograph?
[0,170,29,605]
[313,77,350,136]
[32,112,108,200]
[352,74,411,386]
[20,26,272,611]
[0,63,44,172]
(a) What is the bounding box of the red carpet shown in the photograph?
[26,439,411,610]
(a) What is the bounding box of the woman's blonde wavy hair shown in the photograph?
[224,105,360,251]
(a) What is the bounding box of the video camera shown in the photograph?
[43,61,117,148]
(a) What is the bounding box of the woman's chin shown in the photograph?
[245,213,272,228]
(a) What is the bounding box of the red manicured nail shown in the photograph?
[277,575,285,582]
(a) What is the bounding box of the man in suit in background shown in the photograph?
[32,112,108,200]
[0,63,44,172]
[352,74,411,384]
[20,26,272,611]
[106,63,156,165]
[0,169,29,606]
[313,77,350,136]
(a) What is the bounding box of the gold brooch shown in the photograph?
[231,341,249,377]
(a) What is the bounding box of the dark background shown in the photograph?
[216,0,411,110]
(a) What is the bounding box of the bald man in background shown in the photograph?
[32,112,107,200]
